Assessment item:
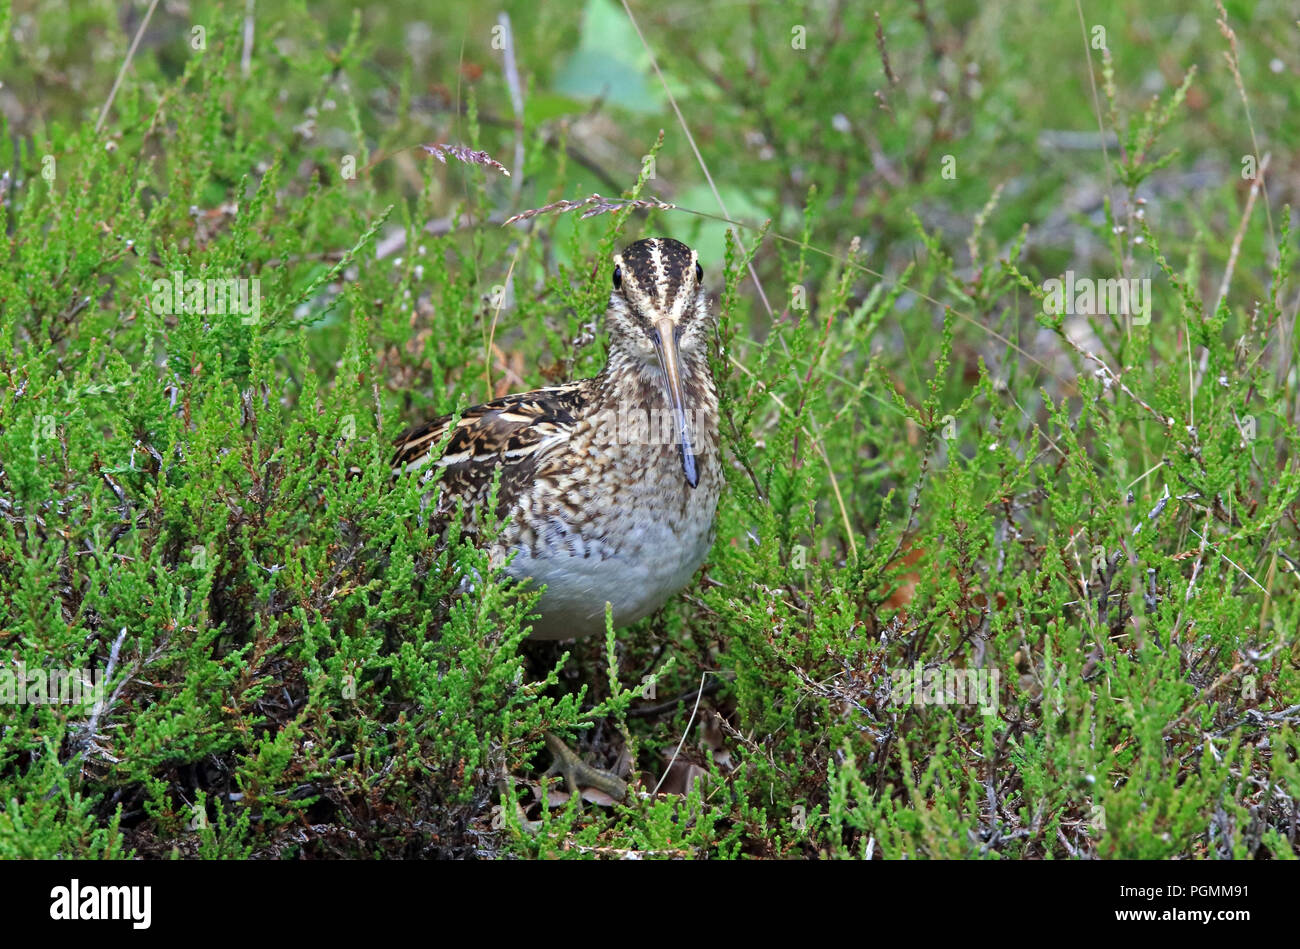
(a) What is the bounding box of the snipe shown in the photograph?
[391,237,722,798]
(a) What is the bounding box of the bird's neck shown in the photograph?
[596,344,719,422]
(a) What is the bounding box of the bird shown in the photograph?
[390,237,721,799]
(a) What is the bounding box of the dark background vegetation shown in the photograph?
[1,0,1297,858]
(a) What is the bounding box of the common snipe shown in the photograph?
[391,237,721,798]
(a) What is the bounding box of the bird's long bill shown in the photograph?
[652,318,699,488]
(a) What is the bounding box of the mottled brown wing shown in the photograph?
[391,382,589,531]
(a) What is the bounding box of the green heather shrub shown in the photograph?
[0,0,1296,858]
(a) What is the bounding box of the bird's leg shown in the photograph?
[543,732,628,801]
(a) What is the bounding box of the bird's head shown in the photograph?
[604,237,714,487]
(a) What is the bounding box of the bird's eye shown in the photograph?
[612,265,623,289]
[694,262,703,283]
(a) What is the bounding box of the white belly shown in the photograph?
[500,502,716,640]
